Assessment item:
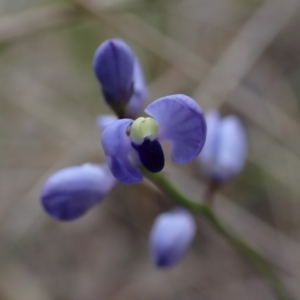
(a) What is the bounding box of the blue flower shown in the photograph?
[93,39,147,117]
[198,110,247,183]
[41,164,116,221]
[150,208,196,268]
[101,94,207,184]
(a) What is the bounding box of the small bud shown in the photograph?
[93,39,134,108]
[150,209,196,268]
[126,57,147,117]
[96,114,117,131]
[198,111,247,183]
[41,164,116,221]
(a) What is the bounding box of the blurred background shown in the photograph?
[0,0,300,299]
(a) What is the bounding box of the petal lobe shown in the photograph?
[145,94,206,163]
[101,119,143,184]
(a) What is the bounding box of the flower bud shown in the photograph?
[41,164,116,221]
[126,57,147,117]
[93,39,134,107]
[198,111,247,183]
[96,114,117,131]
[150,209,196,268]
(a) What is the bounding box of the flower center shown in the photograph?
[130,117,159,144]
[130,117,164,173]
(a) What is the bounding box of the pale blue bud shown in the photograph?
[150,209,196,267]
[198,111,247,183]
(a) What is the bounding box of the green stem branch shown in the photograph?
[143,170,294,300]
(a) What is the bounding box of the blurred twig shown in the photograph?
[0,1,145,45]
[74,0,211,80]
[0,4,81,44]
[193,0,300,110]
[0,62,83,139]
[147,68,188,101]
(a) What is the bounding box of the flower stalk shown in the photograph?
[143,169,294,300]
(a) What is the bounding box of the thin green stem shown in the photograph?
[143,170,294,300]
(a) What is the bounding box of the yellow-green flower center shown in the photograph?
[130,117,159,144]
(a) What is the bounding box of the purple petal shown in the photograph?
[101,119,143,184]
[126,57,147,116]
[198,111,247,182]
[145,94,206,163]
[93,39,134,105]
[41,164,116,221]
[96,114,118,131]
[150,208,196,268]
